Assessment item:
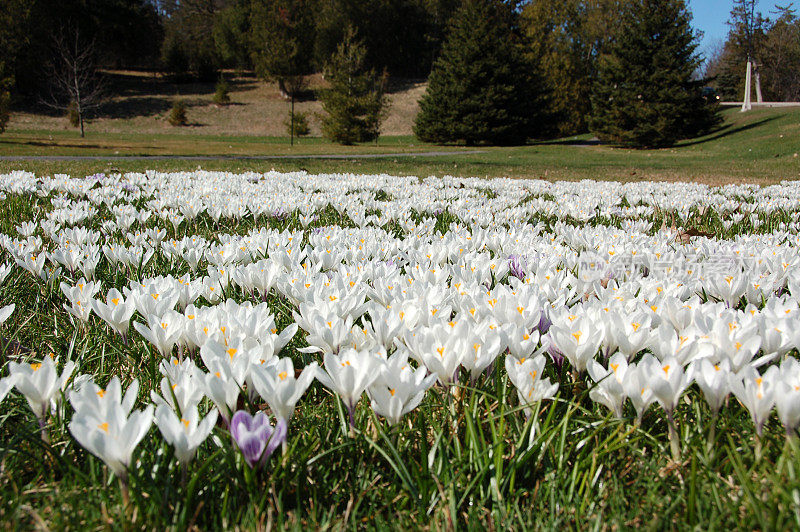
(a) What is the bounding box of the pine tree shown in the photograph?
[413,0,545,145]
[319,27,388,145]
[589,0,720,148]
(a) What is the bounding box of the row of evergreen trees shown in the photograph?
[0,0,721,148]
[412,0,719,148]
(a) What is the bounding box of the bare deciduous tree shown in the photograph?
[42,27,105,138]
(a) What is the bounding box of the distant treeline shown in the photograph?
[0,0,798,143]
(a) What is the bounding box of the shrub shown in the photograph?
[214,78,231,105]
[168,99,188,126]
[66,100,80,128]
[286,110,310,137]
[213,78,231,105]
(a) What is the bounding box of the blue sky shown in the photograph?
[689,0,787,56]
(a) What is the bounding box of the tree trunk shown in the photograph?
[754,65,763,103]
[278,79,290,100]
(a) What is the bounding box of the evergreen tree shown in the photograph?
[413,0,545,145]
[319,27,389,145]
[589,0,720,148]
[249,0,316,97]
[520,0,628,137]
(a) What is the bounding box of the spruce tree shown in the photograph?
[589,0,720,148]
[413,0,545,145]
[319,28,388,145]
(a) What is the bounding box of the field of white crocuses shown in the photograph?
[1,169,800,528]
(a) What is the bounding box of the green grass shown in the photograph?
[1,107,799,184]
[1,189,800,530]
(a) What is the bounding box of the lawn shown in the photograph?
[1,107,799,184]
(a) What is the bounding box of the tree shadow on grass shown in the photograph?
[0,140,106,149]
[526,116,779,150]
[95,96,173,119]
[533,137,603,147]
[94,96,221,123]
[677,117,778,147]
[101,71,260,99]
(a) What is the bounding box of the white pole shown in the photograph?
[742,60,752,112]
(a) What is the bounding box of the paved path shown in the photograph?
[0,150,485,162]
[721,101,800,108]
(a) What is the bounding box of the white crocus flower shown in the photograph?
[502,324,541,361]
[730,365,778,439]
[363,305,406,350]
[251,357,318,422]
[150,368,206,417]
[201,361,242,425]
[642,354,692,461]
[587,353,629,418]
[69,376,139,420]
[0,374,19,404]
[621,362,655,423]
[689,359,731,415]
[608,312,651,360]
[199,337,253,388]
[69,379,153,483]
[0,304,14,326]
[60,278,101,322]
[92,288,136,341]
[298,312,354,355]
[546,315,603,373]
[367,350,436,425]
[404,320,470,386]
[705,273,748,308]
[643,355,692,414]
[775,357,800,436]
[133,311,184,358]
[504,354,559,416]
[316,347,383,431]
[461,321,504,383]
[154,404,217,465]
[0,262,12,287]
[688,358,732,452]
[9,355,76,422]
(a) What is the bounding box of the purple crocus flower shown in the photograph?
[230,410,287,468]
[537,311,552,335]
[547,343,565,369]
[508,254,527,280]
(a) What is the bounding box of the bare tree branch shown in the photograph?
[40,25,106,137]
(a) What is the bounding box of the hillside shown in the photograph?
[8,71,427,137]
